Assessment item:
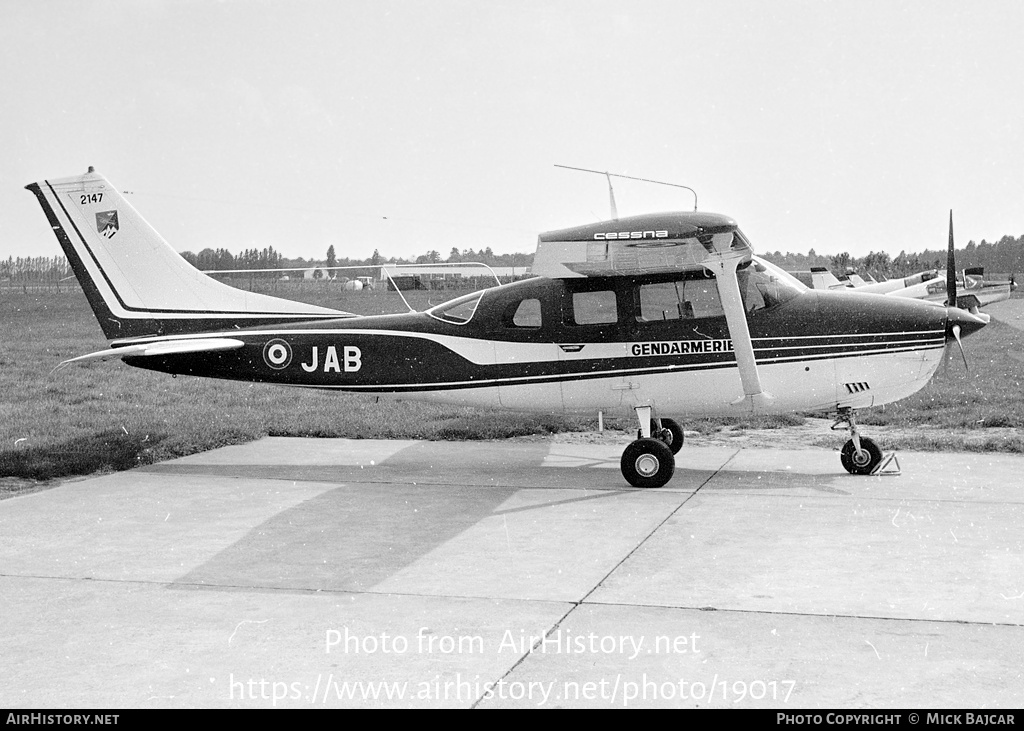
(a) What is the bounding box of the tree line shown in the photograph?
[762,234,1024,280]
[174,245,531,274]
[7,233,1024,284]
[178,246,285,273]
[0,256,71,282]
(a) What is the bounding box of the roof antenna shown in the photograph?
[554,164,699,217]
[605,172,618,220]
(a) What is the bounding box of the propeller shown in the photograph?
[942,212,989,371]
[944,308,988,372]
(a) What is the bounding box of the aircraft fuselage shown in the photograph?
[120,272,952,417]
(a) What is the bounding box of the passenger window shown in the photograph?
[572,290,617,325]
[511,298,542,327]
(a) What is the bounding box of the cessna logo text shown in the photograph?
[594,230,669,240]
[632,340,733,356]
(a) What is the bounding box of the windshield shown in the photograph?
[426,290,484,324]
[738,257,806,312]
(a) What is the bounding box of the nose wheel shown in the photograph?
[840,437,882,475]
[833,408,884,475]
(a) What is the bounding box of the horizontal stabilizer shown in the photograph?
[54,338,245,372]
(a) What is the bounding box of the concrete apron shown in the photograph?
[0,438,1021,708]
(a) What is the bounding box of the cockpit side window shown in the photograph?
[638,281,686,321]
[636,276,722,321]
[681,277,722,318]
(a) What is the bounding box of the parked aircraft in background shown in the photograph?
[28,169,988,487]
[845,270,939,295]
[794,265,1014,314]
[887,267,1015,314]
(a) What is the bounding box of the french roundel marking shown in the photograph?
[263,339,292,369]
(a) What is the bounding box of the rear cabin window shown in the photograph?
[511,298,542,327]
[572,290,618,325]
[427,291,482,324]
[637,278,723,320]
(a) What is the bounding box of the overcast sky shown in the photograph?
[3,0,1023,263]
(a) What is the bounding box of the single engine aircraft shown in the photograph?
[27,168,989,487]
[795,267,942,293]
[794,263,1013,313]
[886,267,1015,313]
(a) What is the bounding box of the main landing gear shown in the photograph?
[832,408,883,475]
[621,405,683,488]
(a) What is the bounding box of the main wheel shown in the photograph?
[656,418,685,454]
[621,438,675,488]
[840,437,882,475]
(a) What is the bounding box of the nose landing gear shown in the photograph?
[833,408,883,475]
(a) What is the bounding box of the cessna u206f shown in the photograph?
[28,169,988,487]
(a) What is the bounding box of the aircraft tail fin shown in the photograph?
[25,168,353,340]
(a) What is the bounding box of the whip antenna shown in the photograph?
[554,164,699,216]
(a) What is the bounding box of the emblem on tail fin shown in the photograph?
[96,210,119,238]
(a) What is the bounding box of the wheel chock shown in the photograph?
[871,452,901,476]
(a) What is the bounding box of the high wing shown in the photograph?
[532,211,773,409]
[532,212,753,278]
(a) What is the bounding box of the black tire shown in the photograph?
[654,418,684,454]
[621,438,675,488]
[840,437,882,475]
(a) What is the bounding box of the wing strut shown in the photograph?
[705,251,774,411]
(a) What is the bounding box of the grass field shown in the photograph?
[0,287,613,484]
[2,285,1023,487]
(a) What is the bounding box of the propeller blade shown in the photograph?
[951,324,969,371]
[945,210,957,307]
[943,306,989,372]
